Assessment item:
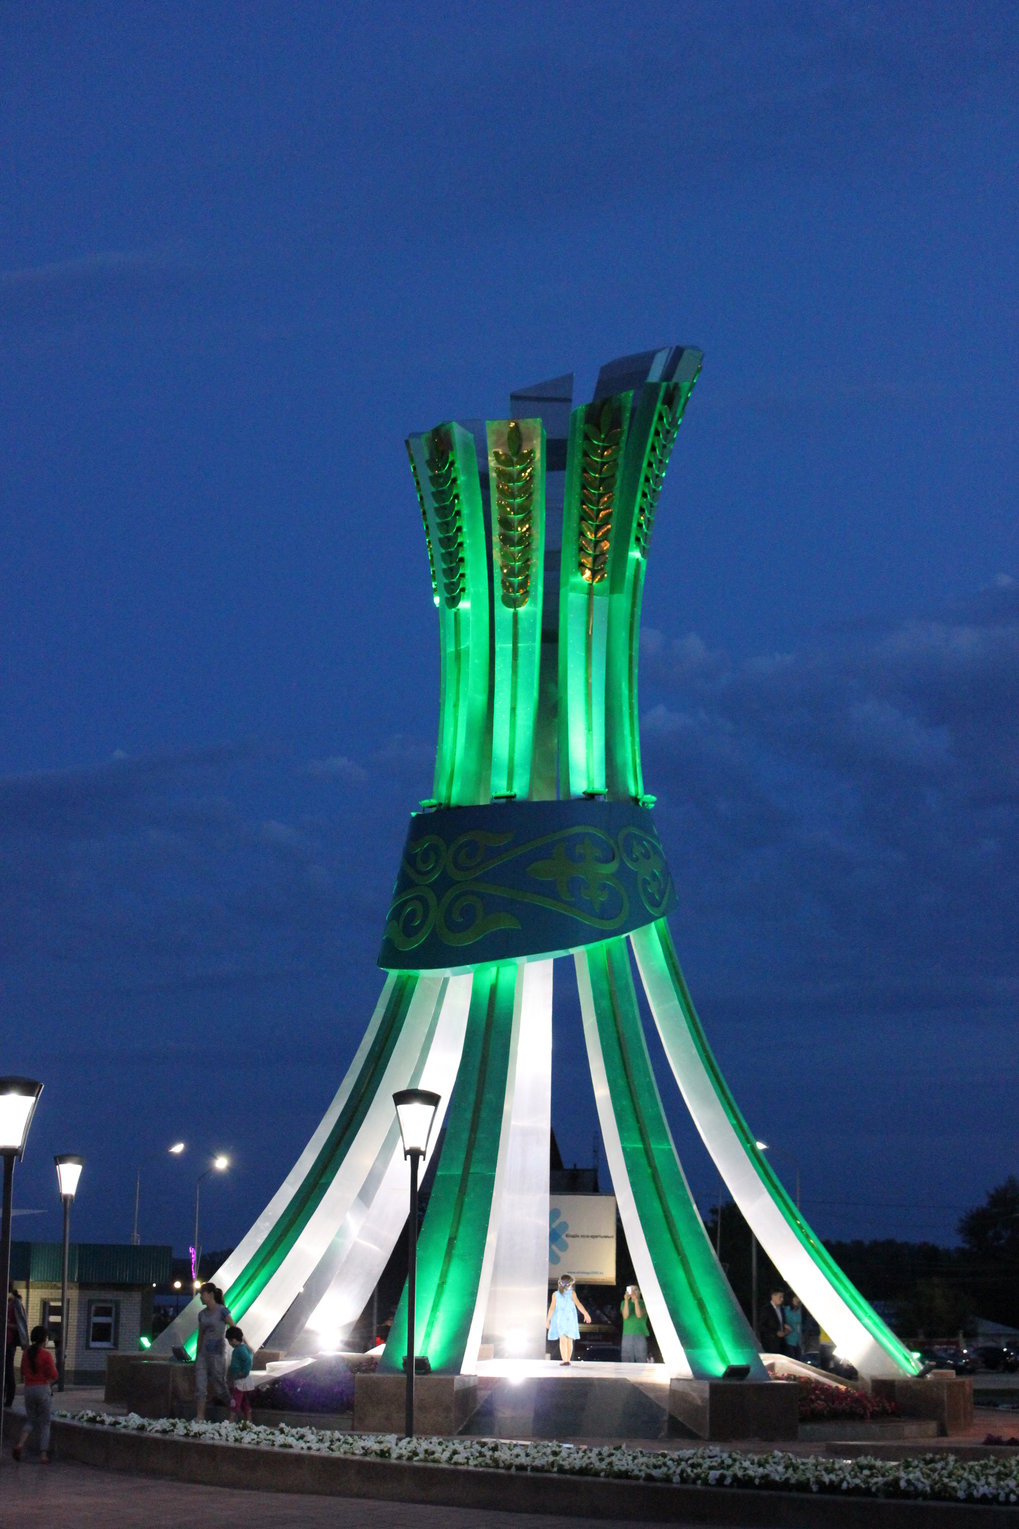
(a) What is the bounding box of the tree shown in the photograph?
[824,1240,947,1304]
[958,1177,1019,1259]
[896,1277,973,1343]
[957,1177,1019,1328]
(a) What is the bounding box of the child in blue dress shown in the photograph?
[546,1274,591,1365]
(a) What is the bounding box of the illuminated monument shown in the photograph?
[155,348,917,1383]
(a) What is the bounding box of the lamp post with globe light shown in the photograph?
[393,1089,440,1438]
[54,1155,84,1390]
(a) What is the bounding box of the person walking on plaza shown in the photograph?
[226,1324,254,1420]
[5,1285,29,1407]
[620,1284,650,1362]
[546,1274,590,1366]
[194,1282,232,1420]
[12,1326,58,1463]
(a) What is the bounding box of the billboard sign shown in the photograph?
[548,1194,617,1284]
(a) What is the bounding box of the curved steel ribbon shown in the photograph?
[378,798,676,970]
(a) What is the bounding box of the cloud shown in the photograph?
[382,0,1015,227]
[0,742,261,835]
[0,740,407,1022]
[0,244,204,295]
[641,579,1019,1015]
[0,243,306,344]
[307,755,368,784]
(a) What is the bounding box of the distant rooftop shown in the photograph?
[11,1241,172,1286]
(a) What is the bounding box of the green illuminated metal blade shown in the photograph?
[381,962,517,1374]
[633,919,919,1377]
[578,938,766,1377]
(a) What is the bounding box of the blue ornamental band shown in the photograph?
[378,797,677,971]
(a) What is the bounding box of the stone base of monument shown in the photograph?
[105,1349,287,1419]
[105,1354,195,1417]
[465,1372,673,1441]
[668,1378,800,1441]
[870,1370,973,1436]
[353,1373,480,1435]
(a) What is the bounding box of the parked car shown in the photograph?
[917,1345,979,1374]
[974,1344,1019,1372]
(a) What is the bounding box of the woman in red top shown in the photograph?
[12,1326,58,1463]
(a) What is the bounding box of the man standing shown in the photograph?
[759,1288,790,1355]
[5,1286,29,1406]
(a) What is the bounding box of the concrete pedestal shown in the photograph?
[354,1373,479,1435]
[668,1378,799,1441]
[106,1349,286,1420]
[870,1370,973,1436]
[465,1372,672,1441]
[105,1355,195,1417]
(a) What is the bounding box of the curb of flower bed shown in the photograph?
[42,1412,1019,1527]
[800,1418,938,1443]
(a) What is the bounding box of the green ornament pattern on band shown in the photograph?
[379,798,677,970]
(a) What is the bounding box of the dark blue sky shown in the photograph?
[2,2,1016,1261]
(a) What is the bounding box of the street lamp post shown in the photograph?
[132,1141,185,1246]
[0,1078,44,1463]
[54,1155,84,1392]
[192,1155,229,1282]
[393,1088,440,1439]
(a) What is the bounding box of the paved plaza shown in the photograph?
[0,1458,671,1529]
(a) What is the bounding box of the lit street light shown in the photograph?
[132,1141,185,1246]
[193,1155,229,1281]
[54,1155,84,1391]
[0,1077,44,1464]
[393,1088,440,1439]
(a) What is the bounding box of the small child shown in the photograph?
[226,1324,254,1420]
[13,1326,58,1463]
[546,1274,591,1366]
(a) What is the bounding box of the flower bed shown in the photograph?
[798,1377,900,1422]
[59,1411,1019,1505]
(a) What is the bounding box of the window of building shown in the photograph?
[87,1300,119,1349]
[40,1298,62,1342]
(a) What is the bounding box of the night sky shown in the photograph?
[2,2,1016,1265]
